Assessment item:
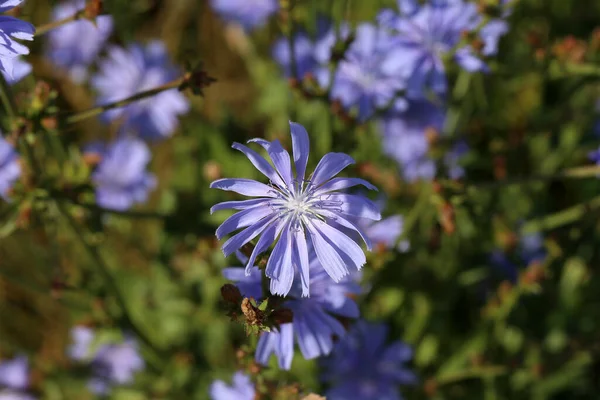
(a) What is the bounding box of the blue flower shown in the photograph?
[380,100,442,181]
[211,121,380,297]
[1,56,30,84]
[87,137,156,211]
[225,252,361,370]
[210,0,278,31]
[0,356,35,400]
[360,209,410,253]
[0,0,34,80]
[92,41,190,140]
[69,326,145,395]
[0,356,29,390]
[588,145,600,164]
[321,321,417,400]
[381,0,509,95]
[209,371,255,400]
[0,135,20,200]
[331,23,409,121]
[47,0,113,83]
[272,19,347,86]
[380,100,468,181]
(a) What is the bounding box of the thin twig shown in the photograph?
[65,78,184,124]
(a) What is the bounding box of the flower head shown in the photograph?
[0,135,20,200]
[225,252,361,370]
[92,41,189,140]
[69,326,145,395]
[210,0,278,31]
[0,0,34,80]
[321,321,417,400]
[209,371,255,400]
[211,122,380,297]
[331,23,409,121]
[87,137,156,211]
[47,0,113,83]
[381,0,509,95]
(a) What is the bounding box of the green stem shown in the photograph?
[69,198,170,219]
[395,183,433,246]
[35,12,82,36]
[521,194,600,234]
[463,165,600,192]
[0,75,16,119]
[56,201,166,356]
[65,78,184,124]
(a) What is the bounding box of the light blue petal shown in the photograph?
[222,216,276,257]
[314,177,377,194]
[306,222,349,282]
[216,205,273,240]
[210,178,276,197]
[210,199,269,214]
[289,121,310,183]
[267,225,295,296]
[326,193,382,221]
[310,220,366,271]
[232,142,287,190]
[310,153,355,187]
[267,140,294,190]
[292,228,310,297]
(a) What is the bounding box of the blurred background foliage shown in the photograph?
[2,0,600,399]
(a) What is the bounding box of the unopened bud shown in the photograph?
[221,284,243,304]
[271,308,293,325]
[84,0,103,20]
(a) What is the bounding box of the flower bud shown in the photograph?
[221,284,243,304]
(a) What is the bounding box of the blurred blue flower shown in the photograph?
[380,100,443,181]
[588,146,600,164]
[0,135,20,200]
[225,253,361,370]
[69,326,145,395]
[331,23,409,121]
[380,100,468,181]
[211,121,380,297]
[272,19,347,86]
[0,356,28,390]
[210,0,278,31]
[360,214,409,253]
[0,0,34,80]
[321,321,417,400]
[87,137,157,211]
[0,356,34,400]
[209,371,255,400]
[1,56,30,84]
[380,0,509,95]
[92,41,190,140]
[47,0,113,83]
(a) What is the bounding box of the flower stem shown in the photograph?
[36,14,78,36]
[0,75,16,119]
[56,201,167,357]
[64,78,184,124]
